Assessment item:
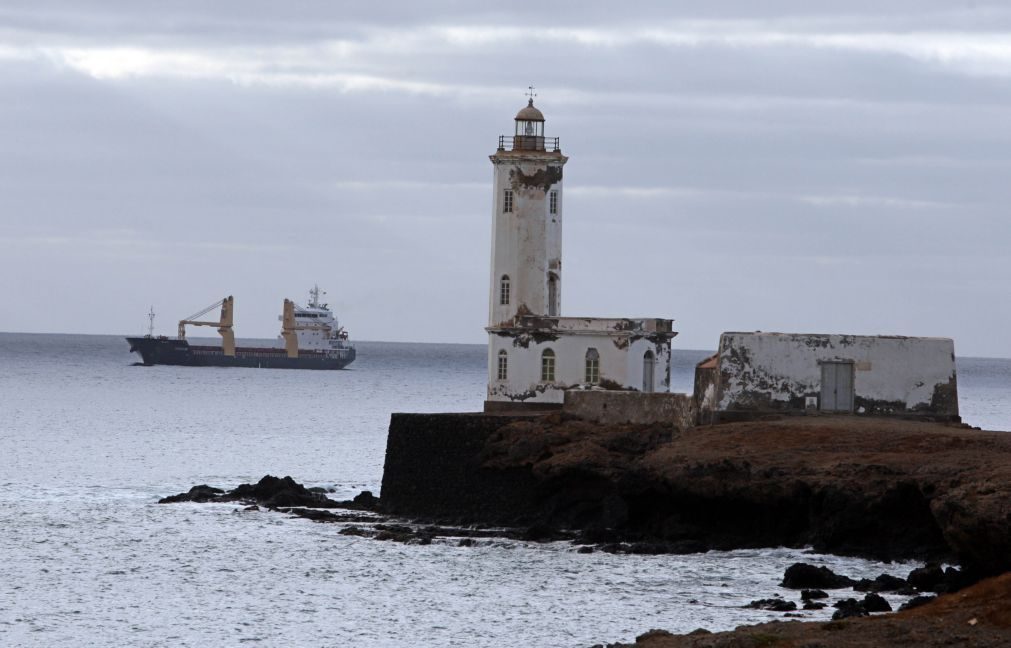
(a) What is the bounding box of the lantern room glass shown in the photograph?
[515,120,544,138]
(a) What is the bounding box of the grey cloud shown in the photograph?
[0,2,1008,355]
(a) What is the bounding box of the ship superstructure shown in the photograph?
[126,287,356,370]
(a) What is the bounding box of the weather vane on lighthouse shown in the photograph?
[526,85,537,103]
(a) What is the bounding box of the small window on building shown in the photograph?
[549,190,558,214]
[500,275,510,305]
[585,348,599,384]
[497,350,508,381]
[503,189,514,213]
[541,348,555,382]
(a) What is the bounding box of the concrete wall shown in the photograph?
[487,324,672,404]
[713,332,958,418]
[563,391,694,429]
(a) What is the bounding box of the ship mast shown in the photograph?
[309,284,326,308]
[147,306,156,337]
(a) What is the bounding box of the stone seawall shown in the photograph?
[380,413,542,524]
[562,391,693,428]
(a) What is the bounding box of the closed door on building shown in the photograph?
[643,350,655,393]
[820,361,854,412]
[547,273,559,317]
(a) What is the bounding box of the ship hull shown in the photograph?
[126,337,355,370]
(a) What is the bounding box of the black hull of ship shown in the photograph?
[126,337,355,370]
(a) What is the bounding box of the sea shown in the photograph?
[1,332,1008,647]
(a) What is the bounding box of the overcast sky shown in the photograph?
[1,1,1010,356]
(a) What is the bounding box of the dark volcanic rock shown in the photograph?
[908,563,945,592]
[802,601,827,610]
[853,572,908,592]
[160,475,342,509]
[158,484,224,504]
[352,490,379,509]
[832,598,869,620]
[940,566,976,593]
[861,592,892,613]
[899,594,937,611]
[801,589,829,600]
[230,475,338,508]
[781,563,855,589]
[523,524,557,542]
[745,598,797,612]
[331,490,382,511]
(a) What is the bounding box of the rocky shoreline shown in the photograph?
[597,572,1011,647]
[160,413,1011,643]
[380,414,1011,577]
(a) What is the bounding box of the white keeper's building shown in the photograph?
[484,99,677,410]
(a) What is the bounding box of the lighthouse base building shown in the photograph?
[486,317,676,409]
[483,98,677,410]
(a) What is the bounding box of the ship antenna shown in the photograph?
[147,306,156,337]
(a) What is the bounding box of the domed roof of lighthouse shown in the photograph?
[515,98,545,122]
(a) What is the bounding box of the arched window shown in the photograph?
[497,349,508,381]
[541,348,556,382]
[584,348,600,384]
[499,275,510,306]
[642,350,655,393]
[547,273,559,317]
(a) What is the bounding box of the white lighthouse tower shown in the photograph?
[488,95,567,327]
[485,93,677,410]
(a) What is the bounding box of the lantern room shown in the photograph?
[513,99,546,151]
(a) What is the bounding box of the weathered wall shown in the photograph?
[563,391,694,429]
[488,152,566,327]
[380,413,540,523]
[487,323,672,404]
[715,332,958,418]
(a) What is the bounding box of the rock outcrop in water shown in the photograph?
[158,475,380,511]
[381,414,1011,577]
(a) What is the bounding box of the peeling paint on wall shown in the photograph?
[701,332,959,420]
[509,165,563,192]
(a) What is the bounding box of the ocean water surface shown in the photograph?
[1,333,1007,646]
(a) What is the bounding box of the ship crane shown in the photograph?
[178,296,236,357]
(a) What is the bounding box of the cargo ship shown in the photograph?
[126,286,355,370]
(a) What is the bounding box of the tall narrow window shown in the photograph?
[549,190,558,214]
[499,275,510,305]
[497,350,508,381]
[503,189,514,213]
[541,348,556,382]
[585,348,600,384]
[547,273,559,317]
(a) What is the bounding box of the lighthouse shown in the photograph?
[488,96,567,326]
[485,94,678,410]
